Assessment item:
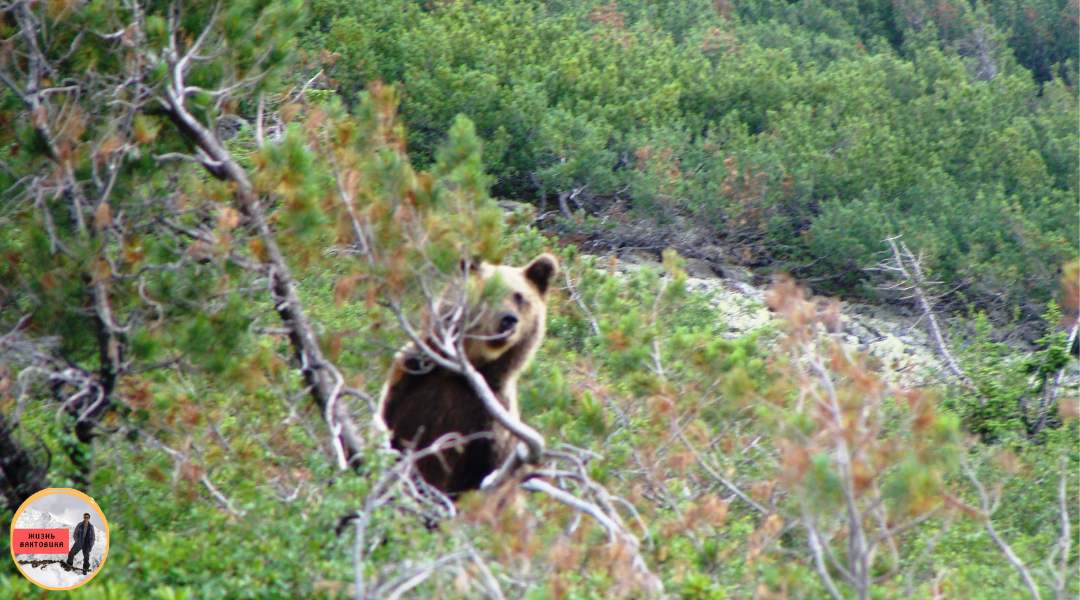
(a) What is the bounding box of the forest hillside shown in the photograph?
[0,0,1077,598]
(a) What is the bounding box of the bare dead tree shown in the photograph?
[958,451,1043,600]
[872,236,980,399]
[957,449,1077,600]
[1046,455,1076,600]
[1020,321,1079,437]
[956,22,1001,81]
[0,2,132,447]
[147,2,366,468]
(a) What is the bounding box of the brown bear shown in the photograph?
[375,253,559,495]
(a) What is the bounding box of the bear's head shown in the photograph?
[460,253,559,369]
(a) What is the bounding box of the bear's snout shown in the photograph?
[497,312,519,334]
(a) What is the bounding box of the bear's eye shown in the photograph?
[512,292,525,307]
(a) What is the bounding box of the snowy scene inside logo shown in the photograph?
[12,493,107,589]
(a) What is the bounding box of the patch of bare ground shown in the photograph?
[18,559,92,574]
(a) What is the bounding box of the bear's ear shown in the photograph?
[523,253,559,297]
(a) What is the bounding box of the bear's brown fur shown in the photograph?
[376,253,559,494]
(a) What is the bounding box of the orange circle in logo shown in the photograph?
[9,488,110,590]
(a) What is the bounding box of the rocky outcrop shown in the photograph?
[681,275,952,387]
[610,251,1055,389]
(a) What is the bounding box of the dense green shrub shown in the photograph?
[306,0,1077,309]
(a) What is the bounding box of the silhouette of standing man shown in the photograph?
[66,513,95,572]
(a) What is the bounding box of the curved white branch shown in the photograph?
[456,347,545,464]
